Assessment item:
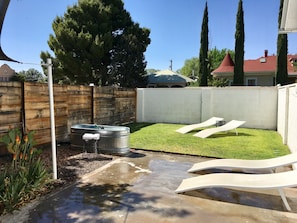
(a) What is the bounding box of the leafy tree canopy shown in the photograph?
[41,0,150,87]
[180,48,234,79]
[145,68,159,75]
[12,68,45,82]
[180,57,199,79]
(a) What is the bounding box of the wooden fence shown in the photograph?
[0,82,136,153]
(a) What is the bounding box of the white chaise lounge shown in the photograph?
[175,117,224,134]
[193,120,246,138]
[188,153,297,173]
[175,170,297,211]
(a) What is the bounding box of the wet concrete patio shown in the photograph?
[2,150,297,223]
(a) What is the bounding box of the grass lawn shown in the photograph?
[125,123,290,160]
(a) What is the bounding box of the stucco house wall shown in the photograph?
[221,74,274,86]
[0,64,15,81]
[137,88,202,124]
[244,73,274,86]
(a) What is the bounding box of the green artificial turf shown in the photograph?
[125,123,290,159]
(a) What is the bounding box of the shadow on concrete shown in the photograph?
[121,150,147,158]
[79,183,192,218]
[28,182,193,223]
[184,188,291,212]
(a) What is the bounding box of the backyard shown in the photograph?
[0,122,294,218]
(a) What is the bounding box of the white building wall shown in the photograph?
[201,87,277,129]
[137,87,278,129]
[136,88,202,124]
[287,86,297,153]
[277,87,288,144]
[278,84,297,153]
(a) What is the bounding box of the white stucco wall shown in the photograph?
[137,87,278,129]
[201,87,277,129]
[278,84,297,153]
[136,88,202,124]
[277,87,288,144]
[287,86,297,153]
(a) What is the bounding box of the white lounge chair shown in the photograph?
[175,170,297,211]
[188,153,297,173]
[193,120,246,138]
[175,117,224,134]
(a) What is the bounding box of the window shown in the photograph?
[246,78,257,86]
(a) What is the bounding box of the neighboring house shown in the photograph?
[146,69,195,88]
[0,64,15,81]
[212,50,297,86]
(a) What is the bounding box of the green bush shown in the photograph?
[0,129,49,214]
[0,172,26,213]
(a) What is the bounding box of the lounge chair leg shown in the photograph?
[278,188,291,211]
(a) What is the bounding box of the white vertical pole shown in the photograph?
[47,58,57,179]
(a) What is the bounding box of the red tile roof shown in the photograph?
[212,52,234,73]
[212,51,297,76]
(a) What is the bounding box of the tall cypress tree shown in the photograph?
[233,0,245,86]
[198,2,209,86]
[276,0,288,85]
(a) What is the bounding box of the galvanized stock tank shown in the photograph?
[70,124,130,155]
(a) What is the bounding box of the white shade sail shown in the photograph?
[280,0,297,33]
[0,0,19,62]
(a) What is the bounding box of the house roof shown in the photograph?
[155,69,195,82]
[212,51,297,76]
[0,63,15,77]
[146,69,195,86]
[212,52,234,73]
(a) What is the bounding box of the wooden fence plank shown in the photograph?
[0,82,136,154]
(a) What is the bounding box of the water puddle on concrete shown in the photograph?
[25,151,198,222]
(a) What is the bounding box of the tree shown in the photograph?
[146,68,159,74]
[180,48,234,81]
[40,51,70,84]
[180,57,199,78]
[276,0,288,85]
[41,0,150,87]
[208,48,235,87]
[198,2,209,86]
[12,69,45,82]
[108,22,150,87]
[233,0,245,86]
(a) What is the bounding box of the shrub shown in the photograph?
[0,129,49,214]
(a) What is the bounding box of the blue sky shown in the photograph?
[1,0,297,73]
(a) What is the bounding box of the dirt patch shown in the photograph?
[40,143,118,183]
[0,143,119,215]
[1,143,118,184]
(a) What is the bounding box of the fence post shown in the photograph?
[91,84,94,124]
[21,82,25,135]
